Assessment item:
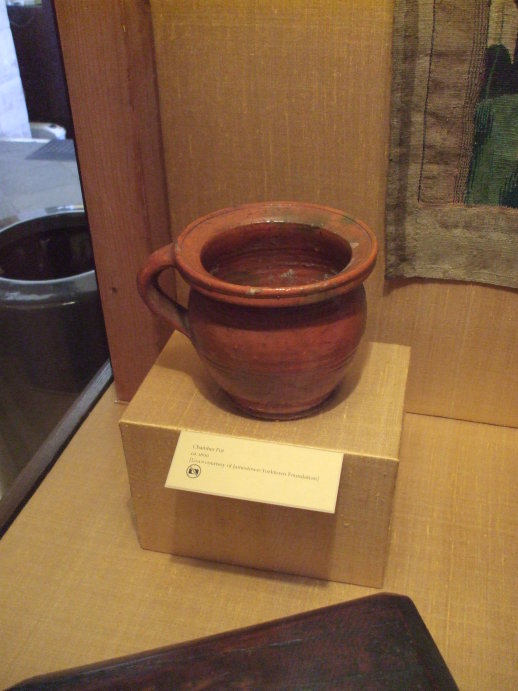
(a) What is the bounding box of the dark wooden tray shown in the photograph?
[9,593,458,689]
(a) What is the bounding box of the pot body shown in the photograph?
[138,202,377,419]
[188,285,366,418]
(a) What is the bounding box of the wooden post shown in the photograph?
[54,0,173,401]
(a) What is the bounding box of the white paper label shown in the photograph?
[165,430,343,513]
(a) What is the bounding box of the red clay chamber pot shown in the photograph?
[137,202,378,419]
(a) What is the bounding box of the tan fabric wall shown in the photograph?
[56,0,518,427]
[150,0,518,427]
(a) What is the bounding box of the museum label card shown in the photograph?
[165,430,343,513]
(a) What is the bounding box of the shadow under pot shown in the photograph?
[138,201,378,420]
[0,206,109,393]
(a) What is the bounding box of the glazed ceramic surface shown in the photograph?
[138,202,377,419]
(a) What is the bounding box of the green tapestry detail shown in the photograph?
[466,93,518,207]
[466,40,518,209]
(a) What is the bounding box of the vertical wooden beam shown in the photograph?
[54,0,172,401]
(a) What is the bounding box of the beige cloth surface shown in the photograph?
[0,386,517,688]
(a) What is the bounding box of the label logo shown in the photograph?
[186,464,201,478]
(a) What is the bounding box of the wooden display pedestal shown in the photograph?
[120,333,410,587]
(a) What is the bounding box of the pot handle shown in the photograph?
[137,244,191,339]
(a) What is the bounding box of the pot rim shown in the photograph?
[174,201,378,305]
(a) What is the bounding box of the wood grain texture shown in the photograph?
[0,391,516,689]
[54,0,173,401]
[8,594,458,690]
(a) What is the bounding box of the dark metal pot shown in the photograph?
[0,205,109,392]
